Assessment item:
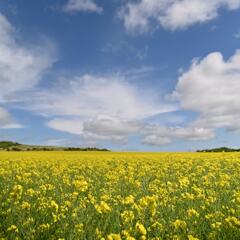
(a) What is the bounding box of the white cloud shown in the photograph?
[47,118,84,135]
[47,113,215,146]
[144,49,240,146]
[83,115,142,143]
[173,50,240,132]
[26,74,174,119]
[83,115,142,135]
[142,125,214,145]
[142,134,172,146]
[1,123,23,129]
[0,107,12,126]
[0,107,22,129]
[29,74,174,143]
[63,0,103,13]
[120,0,240,33]
[83,132,128,143]
[0,13,56,102]
[47,116,142,143]
[0,12,56,130]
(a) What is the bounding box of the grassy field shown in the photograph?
[0,152,240,240]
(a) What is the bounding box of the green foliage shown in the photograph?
[0,141,21,148]
[64,147,109,152]
[0,141,109,152]
[197,147,240,152]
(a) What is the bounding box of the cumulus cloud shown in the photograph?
[83,115,142,143]
[143,49,240,145]
[63,0,103,13]
[47,116,142,143]
[142,125,215,145]
[84,115,142,135]
[26,74,174,143]
[47,113,216,146]
[120,0,240,33]
[173,50,240,132]
[0,13,56,102]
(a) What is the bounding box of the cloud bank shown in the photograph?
[120,0,240,33]
[22,74,174,143]
[139,50,240,145]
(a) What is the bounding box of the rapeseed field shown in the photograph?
[0,152,240,240]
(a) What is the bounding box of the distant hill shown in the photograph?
[197,147,240,153]
[0,141,109,152]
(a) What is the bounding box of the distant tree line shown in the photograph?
[0,141,20,148]
[8,147,55,151]
[0,141,109,152]
[64,147,109,151]
[197,147,240,153]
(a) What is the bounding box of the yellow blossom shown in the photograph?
[73,179,88,192]
[188,235,199,240]
[172,220,187,230]
[107,234,121,240]
[7,225,19,233]
[95,201,111,214]
[136,223,147,235]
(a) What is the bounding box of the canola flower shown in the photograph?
[0,151,240,239]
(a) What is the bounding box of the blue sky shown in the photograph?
[0,0,240,151]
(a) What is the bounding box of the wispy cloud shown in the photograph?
[0,13,56,102]
[234,30,240,39]
[24,74,174,120]
[0,11,56,129]
[63,0,103,13]
[101,41,149,61]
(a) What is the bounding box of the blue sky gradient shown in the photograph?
[1,0,240,151]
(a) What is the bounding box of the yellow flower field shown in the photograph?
[0,152,240,240]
